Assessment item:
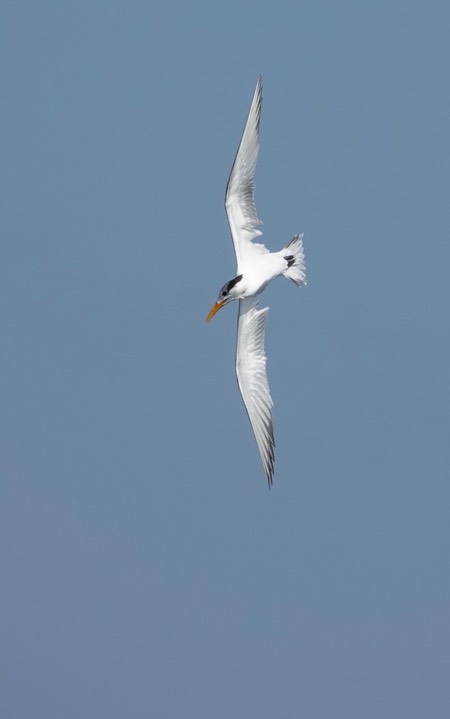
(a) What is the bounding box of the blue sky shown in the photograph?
[1,1,449,717]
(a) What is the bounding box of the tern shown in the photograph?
[206,76,306,486]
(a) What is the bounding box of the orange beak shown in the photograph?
[206,299,226,322]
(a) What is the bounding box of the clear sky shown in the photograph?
[1,1,449,717]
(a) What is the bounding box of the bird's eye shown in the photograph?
[221,291,227,297]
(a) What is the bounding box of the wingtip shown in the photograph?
[266,457,275,488]
[256,75,263,102]
[251,76,262,116]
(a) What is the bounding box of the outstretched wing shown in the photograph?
[225,76,268,270]
[236,297,275,486]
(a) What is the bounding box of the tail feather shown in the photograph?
[282,234,306,285]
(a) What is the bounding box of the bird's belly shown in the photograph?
[240,254,285,297]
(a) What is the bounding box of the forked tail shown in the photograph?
[282,234,306,285]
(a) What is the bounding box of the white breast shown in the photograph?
[238,251,287,297]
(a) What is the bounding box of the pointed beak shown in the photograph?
[206,299,226,322]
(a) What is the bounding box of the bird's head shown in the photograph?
[206,274,243,321]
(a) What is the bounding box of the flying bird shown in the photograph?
[206,77,306,486]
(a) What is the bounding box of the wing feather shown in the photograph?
[225,76,268,269]
[236,297,275,486]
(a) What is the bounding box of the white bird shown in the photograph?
[206,77,306,486]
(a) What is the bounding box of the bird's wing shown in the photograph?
[225,76,269,270]
[236,297,275,486]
